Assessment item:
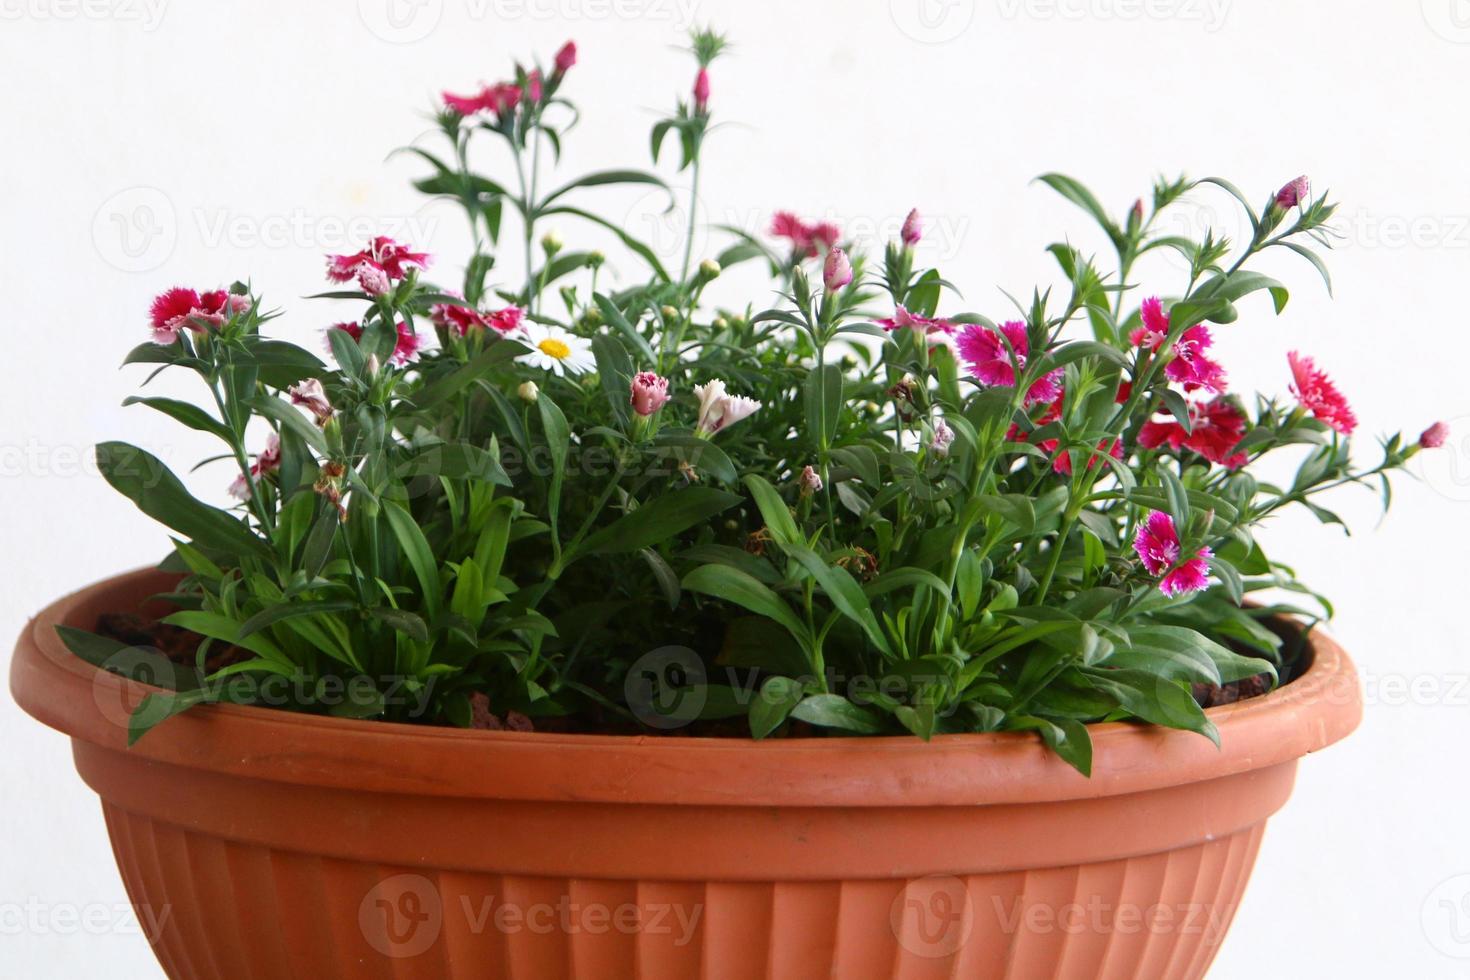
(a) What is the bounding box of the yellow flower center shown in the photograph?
[538,338,572,360]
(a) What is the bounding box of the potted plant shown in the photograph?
[11,31,1443,979]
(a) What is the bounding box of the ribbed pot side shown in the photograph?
[12,569,1362,980]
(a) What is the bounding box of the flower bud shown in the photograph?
[1420,420,1449,449]
[630,372,671,417]
[799,465,823,496]
[540,230,563,255]
[1275,175,1310,209]
[693,68,710,113]
[366,353,381,379]
[823,246,853,293]
[554,40,577,74]
[900,208,922,247]
[930,418,955,458]
[517,380,540,403]
[698,258,722,280]
[660,304,680,321]
[588,249,606,268]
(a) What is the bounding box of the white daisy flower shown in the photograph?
[517,322,595,377]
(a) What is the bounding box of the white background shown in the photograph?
[3,0,1469,976]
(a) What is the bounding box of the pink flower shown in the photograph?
[289,379,334,426]
[770,211,841,260]
[901,208,922,247]
[148,288,251,343]
[554,41,577,74]
[329,321,423,365]
[629,372,671,417]
[1275,175,1310,209]
[1130,298,1224,394]
[430,303,487,336]
[693,67,710,113]
[443,89,489,116]
[956,321,1062,406]
[877,305,954,337]
[1420,421,1449,449]
[486,305,525,335]
[1288,351,1357,435]
[443,83,522,118]
[1128,296,1171,349]
[228,433,282,501]
[799,465,823,495]
[1139,397,1249,469]
[1054,438,1124,477]
[930,418,954,458]
[326,237,430,296]
[823,246,853,292]
[693,379,761,436]
[526,69,543,104]
[1133,511,1212,597]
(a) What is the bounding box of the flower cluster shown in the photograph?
[87,35,1442,774]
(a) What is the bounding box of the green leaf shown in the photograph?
[538,169,671,209]
[803,363,842,450]
[414,340,529,412]
[743,475,800,546]
[1036,173,1122,244]
[96,442,272,561]
[593,293,656,364]
[791,694,888,734]
[128,688,214,745]
[122,397,233,442]
[55,625,200,691]
[749,676,805,739]
[1082,668,1219,745]
[236,600,358,641]
[161,610,291,666]
[682,564,811,649]
[785,546,892,657]
[581,488,742,554]
[367,607,430,643]
[383,501,443,619]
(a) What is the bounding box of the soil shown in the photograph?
[96,609,1286,736]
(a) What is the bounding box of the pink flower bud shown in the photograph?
[1420,420,1449,448]
[799,465,823,495]
[693,68,710,113]
[630,371,671,417]
[526,69,543,104]
[930,418,954,458]
[901,208,922,247]
[823,246,853,292]
[289,379,334,426]
[554,41,577,74]
[1275,175,1310,209]
[1130,199,1145,224]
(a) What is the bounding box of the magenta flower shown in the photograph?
[1139,398,1249,469]
[486,305,526,335]
[554,41,577,74]
[878,305,954,338]
[330,321,423,366]
[288,379,334,426]
[956,321,1062,406]
[770,211,841,260]
[1128,296,1171,350]
[1420,421,1449,449]
[901,208,923,247]
[148,288,250,344]
[629,372,671,417]
[228,433,281,502]
[693,67,710,113]
[1133,511,1212,597]
[443,83,522,119]
[1288,351,1357,435]
[823,246,853,292]
[1165,325,1227,395]
[1275,175,1310,209]
[326,237,430,296]
[429,303,487,336]
[526,69,543,104]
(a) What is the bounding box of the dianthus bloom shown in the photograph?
[900,208,922,247]
[149,288,251,344]
[1420,421,1449,449]
[441,82,522,119]
[956,321,1062,406]
[326,237,430,296]
[429,303,487,336]
[629,372,671,417]
[554,40,577,74]
[877,305,954,338]
[1275,175,1310,209]
[288,379,334,426]
[693,379,762,437]
[822,246,852,292]
[1134,511,1212,597]
[229,433,281,501]
[330,321,423,366]
[930,418,955,458]
[798,465,823,495]
[769,211,841,260]
[692,67,710,113]
[1130,298,1225,395]
[1138,397,1249,469]
[1006,395,1121,475]
[1288,351,1357,435]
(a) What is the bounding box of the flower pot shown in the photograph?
[12,568,1362,980]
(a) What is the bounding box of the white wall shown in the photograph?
[2,0,1468,976]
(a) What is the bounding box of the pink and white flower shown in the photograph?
[1288,351,1357,435]
[630,372,671,417]
[486,305,526,335]
[693,379,762,436]
[330,321,424,366]
[1420,421,1449,449]
[823,246,852,292]
[288,379,334,426]
[799,465,823,495]
[877,305,954,338]
[955,321,1062,406]
[930,418,954,458]
[1275,175,1310,209]
[1130,298,1225,395]
[326,237,430,296]
[769,211,841,260]
[148,288,251,344]
[228,433,281,501]
[1133,511,1212,597]
[901,208,922,247]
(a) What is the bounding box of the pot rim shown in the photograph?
[12,566,1362,807]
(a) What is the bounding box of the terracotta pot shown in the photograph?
[13,568,1362,979]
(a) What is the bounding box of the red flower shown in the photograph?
[554,41,577,74]
[486,305,525,335]
[1139,397,1250,469]
[429,303,487,336]
[956,321,1062,406]
[441,82,523,119]
[326,237,430,296]
[770,211,840,260]
[1134,512,1212,596]
[1129,298,1225,395]
[1288,351,1357,435]
[329,321,424,366]
[693,67,710,113]
[149,287,251,343]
